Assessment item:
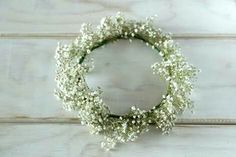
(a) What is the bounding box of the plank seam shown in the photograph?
[0,118,236,125]
[1,33,236,39]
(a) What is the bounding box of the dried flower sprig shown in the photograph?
[55,12,199,150]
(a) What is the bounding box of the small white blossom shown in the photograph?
[54,12,199,151]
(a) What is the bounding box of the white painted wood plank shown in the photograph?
[179,39,236,119]
[0,39,73,118]
[0,0,236,34]
[0,124,236,157]
[0,39,236,119]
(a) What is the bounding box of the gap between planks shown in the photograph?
[1,33,236,39]
[0,118,236,125]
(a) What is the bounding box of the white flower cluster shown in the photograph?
[54,12,199,150]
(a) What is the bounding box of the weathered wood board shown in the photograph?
[1,124,236,157]
[1,0,236,34]
[0,39,236,119]
[1,0,236,156]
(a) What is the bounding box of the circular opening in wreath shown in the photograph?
[85,39,167,115]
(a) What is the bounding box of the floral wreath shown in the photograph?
[55,13,199,150]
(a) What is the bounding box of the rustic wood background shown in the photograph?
[1,0,236,156]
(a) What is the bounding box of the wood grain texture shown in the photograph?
[1,0,236,34]
[0,0,236,156]
[0,38,236,119]
[0,124,236,157]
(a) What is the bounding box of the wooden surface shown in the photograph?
[1,125,236,157]
[0,0,236,156]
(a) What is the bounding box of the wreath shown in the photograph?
[55,12,199,150]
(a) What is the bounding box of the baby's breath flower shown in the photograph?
[54,13,199,151]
